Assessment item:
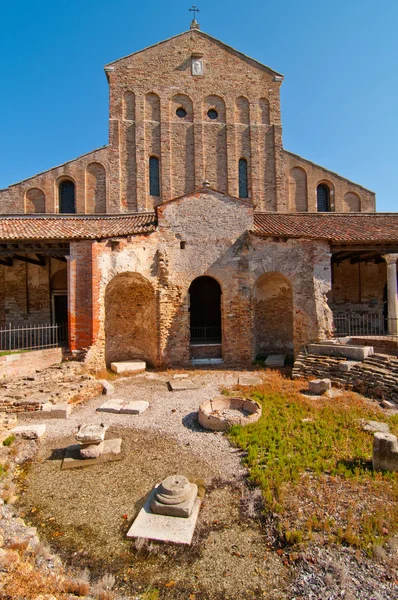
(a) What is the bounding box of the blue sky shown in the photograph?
[1,0,397,211]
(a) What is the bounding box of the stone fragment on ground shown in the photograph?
[264,354,286,368]
[324,388,343,399]
[361,419,390,434]
[62,438,122,469]
[238,375,263,386]
[373,432,398,472]
[168,380,200,391]
[173,374,189,379]
[150,475,198,518]
[98,379,115,395]
[308,378,331,395]
[338,360,359,372]
[110,361,146,374]
[11,424,46,439]
[381,399,398,409]
[97,399,149,414]
[127,484,201,545]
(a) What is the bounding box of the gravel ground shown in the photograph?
[14,369,398,600]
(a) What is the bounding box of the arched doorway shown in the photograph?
[254,273,293,358]
[105,272,157,366]
[189,276,222,359]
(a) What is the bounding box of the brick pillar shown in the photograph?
[68,241,98,352]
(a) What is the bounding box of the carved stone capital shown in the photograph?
[382,253,398,265]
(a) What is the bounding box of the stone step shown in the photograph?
[110,361,146,374]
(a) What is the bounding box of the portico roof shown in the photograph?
[252,213,398,243]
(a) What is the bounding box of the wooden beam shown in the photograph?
[0,257,13,267]
[14,254,46,266]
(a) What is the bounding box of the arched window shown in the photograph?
[59,180,76,213]
[239,158,248,198]
[317,184,330,212]
[149,156,160,196]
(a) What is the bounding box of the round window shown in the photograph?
[207,108,218,120]
[176,107,187,118]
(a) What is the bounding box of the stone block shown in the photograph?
[110,361,146,374]
[264,354,286,368]
[238,375,263,386]
[373,432,398,472]
[62,438,122,469]
[361,420,390,434]
[173,374,189,379]
[307,344,373,361]
[338,361,359,372]
[308,379,331,395]
[168,380,199,391]
[42,403,71,419]
[80,441,104,459]
[98,379,115,395]
[151,477,198,518]
[75,423,107,444]
[11,424,46,439]
[127,485,201,545]
[381,400,398,409]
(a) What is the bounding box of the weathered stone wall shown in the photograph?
[0,258,66,326]
[81,190,333,370]
[285,151,376,213]
[293,350,398,406]
[330,260,387,313]
[254,272,293,356]
[0,147,109,214]
[0,348,62,381]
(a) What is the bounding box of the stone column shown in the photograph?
[382,254,398,335]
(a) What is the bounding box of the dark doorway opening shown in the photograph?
[189,276,222,345]
[52,294,68,346]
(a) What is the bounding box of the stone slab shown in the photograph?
[126,485,201,545]
[238,375,263,386]
[62,438,122,469]
[168,380,199,391]
[307,344,373,361]
[119,401,149,414]
[110,361,146,374]
[11,424,46,439]
[190,358,223,365]
[98,379,115,395]
[173,374,189,379]
[18,403,71,420]
[97,400,149,414]
[264,354,286,368]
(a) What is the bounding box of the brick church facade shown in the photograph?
[0,22,398,369]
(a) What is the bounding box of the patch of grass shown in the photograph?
[142,589,160,600]
[228,372,398,552]
[3,434,15,447]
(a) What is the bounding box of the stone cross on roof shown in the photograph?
[189,5,200,29]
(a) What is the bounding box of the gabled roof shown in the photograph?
[105,29,283,79]
[253,213,398,243]
[0,214,157,241]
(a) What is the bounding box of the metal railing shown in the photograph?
[0,322,68,352]
[333,312,398,338]
[190,325,222,345]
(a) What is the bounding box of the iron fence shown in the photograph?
[0,322,68,352]
[333,312,398,338]
[190,325,222,345]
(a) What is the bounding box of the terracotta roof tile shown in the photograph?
[0,214,157,241]
[253,213,398,243]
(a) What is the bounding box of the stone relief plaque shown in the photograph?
[191,59,203,76]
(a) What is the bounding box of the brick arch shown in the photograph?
[203,94,226,122]
[145,92,161,122]
[123,90,135,120]
[171,93,193,121]
[235,96,250,124]
[344,191,361,212]
[289,167,308,212]
[25,188,45,213]
[254,272,293,357]
[85,162,106,213]
[104,272,158,367]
